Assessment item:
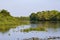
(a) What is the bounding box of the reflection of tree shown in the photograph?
[30,21,60,29]
[0,25,17,33]
[22,21,60,32]
[30,23,37,28]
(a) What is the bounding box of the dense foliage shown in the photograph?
[30,10,60,22]
[0,9,30,25]
[0,9,30,33]
[0,9,20,25]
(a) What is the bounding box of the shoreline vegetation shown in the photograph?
[0,9,30,25]
[0,9,60,32]
[0,9,60,25]
[0,9,30,33]
[30,10,60,23]
[21,27,46,32]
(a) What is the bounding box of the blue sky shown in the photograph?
[0,0,60,17]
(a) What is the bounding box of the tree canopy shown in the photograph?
[0,9,11,16]
[30,10,60,22]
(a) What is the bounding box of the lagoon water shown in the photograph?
[0,21,60,40]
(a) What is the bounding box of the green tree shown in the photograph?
[30,10,60,21]
[30,13,38,21]
[0,9,11,16]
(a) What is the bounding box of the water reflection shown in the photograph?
[22,21,60,32]
[31,21,60,28]
[0,21,60,40]
[0,25,17,33]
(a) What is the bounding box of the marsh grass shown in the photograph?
[0,21,30,33]
[21,27,46,32]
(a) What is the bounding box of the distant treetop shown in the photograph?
[30,10,60,21]
[0,9,11,16]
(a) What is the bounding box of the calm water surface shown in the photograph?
[0,21,60,40]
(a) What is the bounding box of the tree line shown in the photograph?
[0,9,30,25]
[30,10,60,22]
[0,9,60,23]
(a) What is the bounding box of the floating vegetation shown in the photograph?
[21,27,46,32]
